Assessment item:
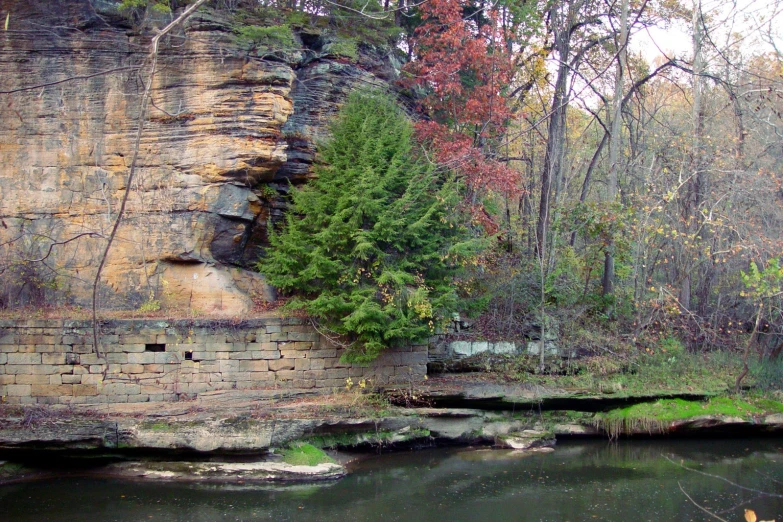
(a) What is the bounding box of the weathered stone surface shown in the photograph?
[451,341,474,357]
[119,418,276,452]
[552,423,602,436]
[269,359,295,371]
[525,341,561,357]
[105,460,345,483]
[441,341,522,361]
[0,1,399,314]
[0,319,427,403]
[492,342,517,355]
[495,430,555,450]
[0,419,120,449]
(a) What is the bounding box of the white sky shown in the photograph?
[630,0,783,63]
[633,24,692,62]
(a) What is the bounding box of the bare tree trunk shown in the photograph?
[536,0,571,262]
[679,0,705,311]
[522,128,535,255]
[601,0,629,303]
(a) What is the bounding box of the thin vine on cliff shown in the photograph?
[90,0,211,356]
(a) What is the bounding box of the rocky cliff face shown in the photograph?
[0,0,400,314]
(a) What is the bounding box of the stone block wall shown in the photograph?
[0,318,426,405]
[428,339,575,371]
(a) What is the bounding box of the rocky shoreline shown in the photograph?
[2,378,783,485]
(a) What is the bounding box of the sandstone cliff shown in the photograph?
[0,0,400,314]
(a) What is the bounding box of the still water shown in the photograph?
[1,439,782,522]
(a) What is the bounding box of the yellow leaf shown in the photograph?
[4,12,8,31]
[745,509,757,522]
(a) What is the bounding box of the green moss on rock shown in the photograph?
[280,443,335,466]
[594,397,783,438]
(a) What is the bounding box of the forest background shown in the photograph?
[4,0,783,389]
[231,0,783,377]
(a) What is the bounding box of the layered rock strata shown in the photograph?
[0,0,398,314]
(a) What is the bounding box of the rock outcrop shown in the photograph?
[105,460,346,483]
[0,0,400,314]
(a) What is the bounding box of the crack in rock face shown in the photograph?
[0,0,400,314]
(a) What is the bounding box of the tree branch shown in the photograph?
[678,481,730,522]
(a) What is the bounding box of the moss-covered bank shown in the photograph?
[592,397,783,438]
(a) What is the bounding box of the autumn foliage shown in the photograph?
[404,0,519,196]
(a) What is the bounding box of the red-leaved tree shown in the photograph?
[404,0,519,198]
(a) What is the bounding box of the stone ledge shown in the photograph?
[104,460,346,483]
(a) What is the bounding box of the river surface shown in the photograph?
[2,439,783,521]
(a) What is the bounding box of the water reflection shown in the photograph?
[1,439,782,522]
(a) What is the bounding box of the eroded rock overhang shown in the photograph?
[0,0,400,314]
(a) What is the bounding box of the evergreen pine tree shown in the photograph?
[258,90,482,363]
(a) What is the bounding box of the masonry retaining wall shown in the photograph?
[0,318,427,405]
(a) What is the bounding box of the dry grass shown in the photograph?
[0,304,283,321]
